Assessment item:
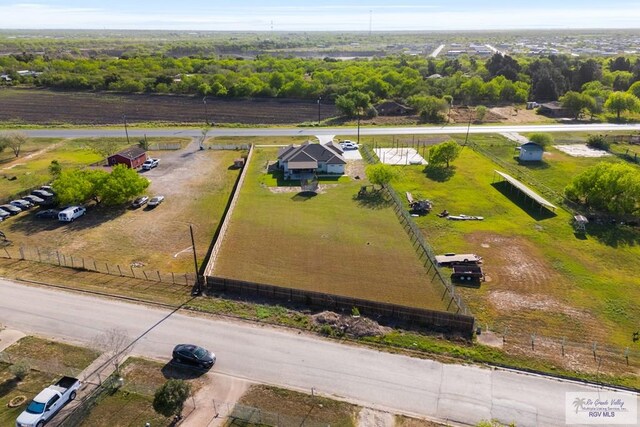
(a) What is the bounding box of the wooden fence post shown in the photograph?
[117,265,123,276]
[157,271,161,282]
[131,266,135,277]
[19,246,24,260]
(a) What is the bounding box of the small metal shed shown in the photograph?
[519,142,544,162]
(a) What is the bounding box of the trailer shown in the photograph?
[434,253,482,266]
[451,264,485,284]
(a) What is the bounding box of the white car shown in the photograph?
[340,141,358,150]
[142,158,159,170]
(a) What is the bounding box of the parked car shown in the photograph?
[340,140,358,150]
[23,195,46,205]
[15,376,80,427]
[171,344,216,370]
[0,209,10,220]
[0,204,21,215]
[58,206,86,222]
[131,196,149,208]
[40,185,55,193]
[11,199,33,210]
[148,195,165,207]
[142,158,159,170]
[32,189,54,199]
[35,209,60,219]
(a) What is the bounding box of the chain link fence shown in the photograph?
[226,403,334,427]
[361,144,471,317]
[1,245,196,286]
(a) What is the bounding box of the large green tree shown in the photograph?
[153,379,191,418]
[335,91,371,118]
[429,140,461,168]
[98,165,150,205]
[565,162,640,215]
[604,91,640,120]
[53,165,149,206]
[365,163,398,190]
[560,91,595,120]
[407,95,448,123]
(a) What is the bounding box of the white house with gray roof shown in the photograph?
[277,141,346,179]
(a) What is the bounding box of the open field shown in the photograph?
[0,336,99,425]
[0,89,338,126]
[390,141,640,352]
[0,139,241,271]
[214,146,448,310]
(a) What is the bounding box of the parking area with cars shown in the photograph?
[0,141,242,272]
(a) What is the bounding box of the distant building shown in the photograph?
[538,101,571,118]
[519,142,544,162]
[107,146,148,169]
[375,100,415,116]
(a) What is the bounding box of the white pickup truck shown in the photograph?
[142,158,159,170]
[16,376,80,427]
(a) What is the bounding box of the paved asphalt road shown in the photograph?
[16,123,640,139]
[0,280,637,426]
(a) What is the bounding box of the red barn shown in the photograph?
[107,146,148,169]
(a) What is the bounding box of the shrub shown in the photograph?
[153,379,191,417]
[10,361,30,381]
[586,135,611,151]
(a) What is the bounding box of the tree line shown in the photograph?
[3,52,640,120]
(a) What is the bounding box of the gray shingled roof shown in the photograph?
[277,141,346,166]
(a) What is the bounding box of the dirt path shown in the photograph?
[182,373,251,427]
[1,140,66,171]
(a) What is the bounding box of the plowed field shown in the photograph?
[0,88,337,125]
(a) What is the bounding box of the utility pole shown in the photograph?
[122,114,130,144]
[317,96,321,124]
[190,224,201,295]
[463,107,473,146]
[357,110,361,145]
[203,96,209,126]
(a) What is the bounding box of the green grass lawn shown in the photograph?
[78,390,170,427]
[391,143,640,349]
[214,147,448,311]
[3,336,99,376]
[78,358,172,427]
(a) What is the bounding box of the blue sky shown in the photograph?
[1,1,639,31]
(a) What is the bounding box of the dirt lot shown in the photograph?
[4,140,241,272]
[0,88,338,125]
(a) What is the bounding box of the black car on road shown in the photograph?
[171,344,216,370]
